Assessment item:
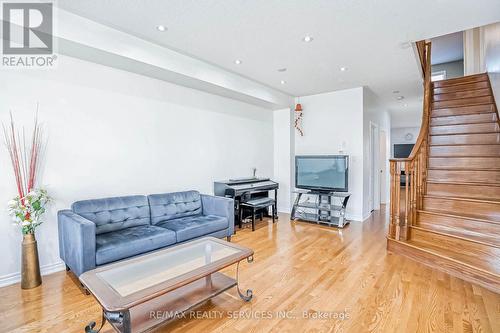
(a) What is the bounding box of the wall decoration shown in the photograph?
[405,132,414,141]
[3,108,50,289]
[294,101,304,136]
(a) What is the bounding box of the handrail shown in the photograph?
[409,41,432,160]
[388,40,432,242]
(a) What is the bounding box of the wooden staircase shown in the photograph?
[387,41,500,294]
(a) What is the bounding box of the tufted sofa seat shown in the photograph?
[57,190,234,276]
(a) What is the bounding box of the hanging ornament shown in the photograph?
[294,100,304,136]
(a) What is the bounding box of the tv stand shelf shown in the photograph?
[291,190,350,228]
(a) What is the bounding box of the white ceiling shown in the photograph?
[57,0,500,122]
[431,32,464,65]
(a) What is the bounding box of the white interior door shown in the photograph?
[379,130,387,204]
[369,122,380,211]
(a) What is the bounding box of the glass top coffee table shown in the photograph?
[80,237,254,333]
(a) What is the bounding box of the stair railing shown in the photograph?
[388,41,432,241]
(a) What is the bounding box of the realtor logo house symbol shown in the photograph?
[2,2,56,67]
[2,2,53,54]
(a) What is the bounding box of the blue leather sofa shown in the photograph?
[57,190,234,276]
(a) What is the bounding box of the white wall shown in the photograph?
[0,55,274,285]
[431,60,464,79]
[294,88,365,221]
[390,127,420,157]
[273,108,293,212]
[363,108,391,215]
[484,22,500,107]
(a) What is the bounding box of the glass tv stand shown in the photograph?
[291,190,351,228]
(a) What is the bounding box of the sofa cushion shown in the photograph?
[156,215,228,242]
[72,195,150,235]
[95,225,176,265]
[148,191,202,225]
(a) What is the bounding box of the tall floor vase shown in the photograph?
[21,233,42,289]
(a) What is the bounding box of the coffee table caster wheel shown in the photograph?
[238,288,253,302]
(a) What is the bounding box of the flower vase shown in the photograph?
[21,233,42,289]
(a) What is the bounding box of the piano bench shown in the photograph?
[240,198,276,231]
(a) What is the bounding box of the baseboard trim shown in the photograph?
[0,261,66,288]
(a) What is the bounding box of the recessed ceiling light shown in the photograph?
[397,96,405,100]
[277,68,287,72]
[340,67,347,72]
[403,103,408,107]
[392,90,400,94]
[234,59,242,65]
[302,35,313,42]
[280,80,286,84]
[156,25,167,32]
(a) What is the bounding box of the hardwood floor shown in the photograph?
[1,206,499,333]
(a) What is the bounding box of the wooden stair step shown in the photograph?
[433,80,490,94]
[433,96,494,109]
[416,210,500,247]
[429,156,500,169]
[427,168,500,183]
[423,195,500,222]
[387,237,500,293]
[426,181,500,200]
[409,227,500,269]
[432,73,489,88]
[429,144,500,157]
[433,88,491,101]
[431,104,495,117]
[430,122,499,135]
[430,132,500,145]
[430,112,497,126]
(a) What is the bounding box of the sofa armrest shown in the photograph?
[201,194,235,236]
[57,210,96,276]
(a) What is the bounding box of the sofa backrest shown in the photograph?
[148,190,202,224]
[72,195,150,234]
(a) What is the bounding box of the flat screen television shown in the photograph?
[295,155,349,192]
[394,144,414,158]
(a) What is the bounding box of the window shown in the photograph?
[431,70,446,82]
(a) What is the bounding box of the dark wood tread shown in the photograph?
[430,121,498,127]
[410,225,500,249]
[429,155,500,158]
[427,154,500,159]
[432,73,488,88]
[424,194,500,204]
[426,179,500,186]
[432,102,494,110]
[428,167,500,171]
[431,105,495,118]
[417,209,500,226]
[427,180,500,187]
[430,142,500,146]
[430,113,497,127]
[433,82,490,94]
[406,238,500,278]
[387,238,500,293]
[429,131,500,136]
[432,90,492,102]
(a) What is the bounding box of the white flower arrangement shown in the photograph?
[7,189,51,235]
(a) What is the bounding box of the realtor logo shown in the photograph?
[2,2,56,67]
[2,2,53,54]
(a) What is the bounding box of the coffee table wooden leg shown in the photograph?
[236,257,253,302]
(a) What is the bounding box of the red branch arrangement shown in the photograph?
[2,109,44,205]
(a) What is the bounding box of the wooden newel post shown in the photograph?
[394,162,401,240]
[402,161,410,240]
[389,161,395,239]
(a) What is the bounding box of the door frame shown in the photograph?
[369,121,380,211]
